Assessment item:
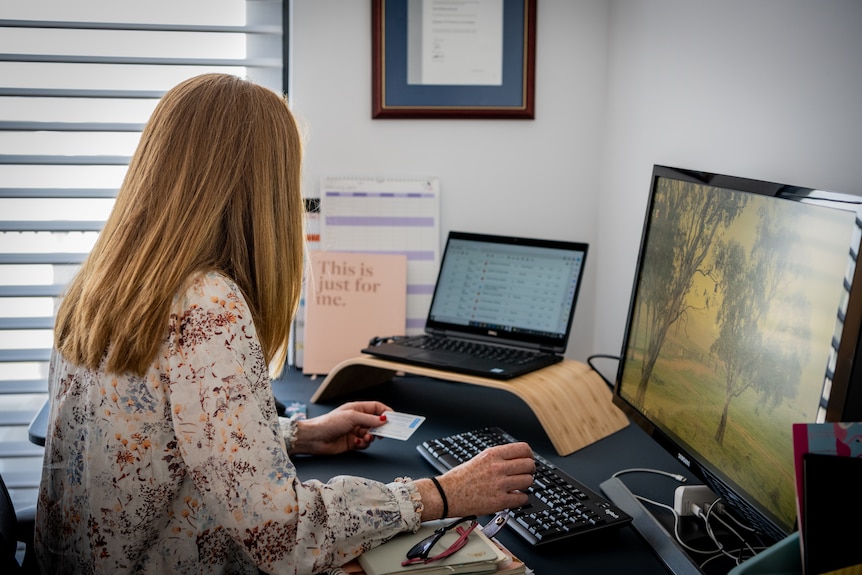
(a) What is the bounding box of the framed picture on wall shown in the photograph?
[372,0,537,119]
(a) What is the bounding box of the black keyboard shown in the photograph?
[401,335,556,367]
[417,427,632,546]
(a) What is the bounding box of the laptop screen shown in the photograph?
[425,231,589,352]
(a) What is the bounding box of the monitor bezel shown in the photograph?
[611,164,862,542]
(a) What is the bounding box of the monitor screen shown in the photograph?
[612,165,862,543]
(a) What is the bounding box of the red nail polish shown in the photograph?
[379,414,387,421]
[354,437,361,445]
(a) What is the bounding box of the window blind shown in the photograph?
[0,0,284,503]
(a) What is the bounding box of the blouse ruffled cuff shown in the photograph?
[277,414,303,452]
[389,477,423,533]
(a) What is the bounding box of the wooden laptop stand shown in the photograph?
[310,357,629,456]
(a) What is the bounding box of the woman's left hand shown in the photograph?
[290,401,393,455]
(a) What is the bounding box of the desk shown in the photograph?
[274,367,699,574]
[29,366,695,573]
[28,399,49,447]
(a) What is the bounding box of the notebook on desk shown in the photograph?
[362,231,588,380]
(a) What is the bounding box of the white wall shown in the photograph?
[289,0,611,362]
[289,0,862,365]
[595,0,862,358]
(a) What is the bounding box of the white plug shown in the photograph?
[673,485,718,516]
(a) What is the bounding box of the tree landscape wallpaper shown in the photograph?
[619,176,856,531]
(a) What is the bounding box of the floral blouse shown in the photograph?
[35,272,422,575]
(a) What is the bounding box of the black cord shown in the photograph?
[366,335,408,347]
[586,353,620,390]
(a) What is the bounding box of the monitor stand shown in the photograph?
[600,476,705,575]
[602,477,786,575]
[309,356,630,456]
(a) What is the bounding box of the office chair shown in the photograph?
[0,473,37,574]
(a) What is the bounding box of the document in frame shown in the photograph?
[320,176,440,336]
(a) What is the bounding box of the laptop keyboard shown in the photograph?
[401,335,557,367]
[417,427,632,546]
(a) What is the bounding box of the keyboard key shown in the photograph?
[416,426,632,547]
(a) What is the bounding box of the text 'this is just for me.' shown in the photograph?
[314,259,383,307]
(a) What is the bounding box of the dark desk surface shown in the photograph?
[273,367,699,575]
[30,366,700,574]
[28,400,49,447]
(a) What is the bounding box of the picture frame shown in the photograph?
[372,0,537,119]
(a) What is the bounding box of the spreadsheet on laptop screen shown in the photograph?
[427,237,585,338]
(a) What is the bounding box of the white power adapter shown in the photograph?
[673,485,718,516]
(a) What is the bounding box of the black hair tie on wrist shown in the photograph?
[429,476,448,520]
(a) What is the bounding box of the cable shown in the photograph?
[611,467,687,483]
[692,502,762,567]
[715,504,757,533]
[702,502,759,559]
[613,470,765,570]
[585,353,619,390]
[633,494,720,555]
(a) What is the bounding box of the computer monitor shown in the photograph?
[609,165,862,568]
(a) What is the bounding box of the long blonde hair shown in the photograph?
[54,73,305,377]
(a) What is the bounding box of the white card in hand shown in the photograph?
[371,411,425,440]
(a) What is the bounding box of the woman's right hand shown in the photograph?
[416,442,535,521]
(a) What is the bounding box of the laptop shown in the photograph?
[362,231,589,380]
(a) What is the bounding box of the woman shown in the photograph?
[35,73,535,574]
